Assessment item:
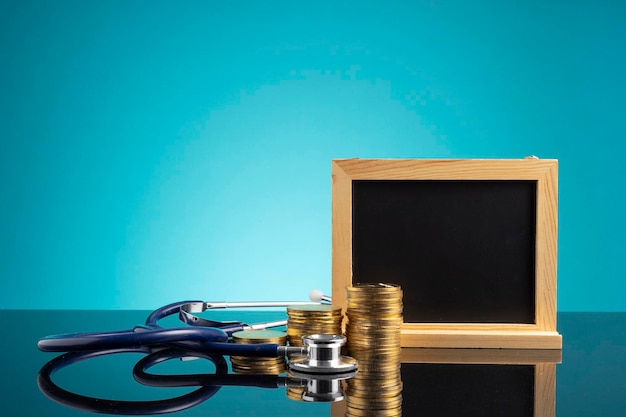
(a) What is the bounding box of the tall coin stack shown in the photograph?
[345,283,403,417]
[230,330,287,374]
[286,305,343,347]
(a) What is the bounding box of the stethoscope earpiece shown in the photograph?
[308,289,332,303]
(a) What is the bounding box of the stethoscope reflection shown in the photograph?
[136,348,357,403]
[38,347,356,416]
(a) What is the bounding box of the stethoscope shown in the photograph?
[38,346,356,415]
[38,290,357,375]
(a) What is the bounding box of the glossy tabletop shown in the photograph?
[0,310,624,416]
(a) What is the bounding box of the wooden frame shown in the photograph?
[332,158,562,349]
[332,348,559,417]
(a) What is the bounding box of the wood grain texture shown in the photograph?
[535,363,557,417]
[331,158,561,349]
[401,347,562,364]
[400,329,562,349]
[331,160,352,329]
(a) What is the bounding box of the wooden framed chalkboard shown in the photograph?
[332,158,562,349]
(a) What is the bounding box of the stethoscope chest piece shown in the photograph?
[288,334,358,374]
[287,369,357,402]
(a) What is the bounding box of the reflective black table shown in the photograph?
[1,310,624,416]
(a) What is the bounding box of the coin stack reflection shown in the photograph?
[230,330,287,374]
[345,283,403,417]
[286,305,343,347]
[286,385,306,402]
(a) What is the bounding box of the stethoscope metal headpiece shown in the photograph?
[289,334,358,374]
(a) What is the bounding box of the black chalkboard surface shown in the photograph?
[352,180,537,324]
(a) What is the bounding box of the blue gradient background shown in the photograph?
[2,0,625,310]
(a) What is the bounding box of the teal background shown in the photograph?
[1,0,624,311]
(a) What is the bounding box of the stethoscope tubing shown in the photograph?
[37,327,289,357]
[38,327,224,351]
[145,300,201,327]
[37,300,292,357]
[37,347,226,415]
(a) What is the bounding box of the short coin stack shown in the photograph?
[285,385,306,402]
[345,283,403,417]
[286,304,343,347]
[230,330,287,374]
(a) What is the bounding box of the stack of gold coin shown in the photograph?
[286,304,343,347]
[345,283,403,417]
[230,330,287,374]
[285,385,306,402]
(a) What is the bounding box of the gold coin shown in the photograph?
[347,298,402,304]
[348,355,402,364]
[345,406,403,417]
[346,390,403,400]
[345,327,402,334]
[349,355,402,363]
[287,327,342,333]
[288,312,342,318]
[230,359,285,366]
[232,364,287,372]
[347,337,401,344]
[346,310,403,316]
[288,319,341,325]
[231,357,285,364]
[348,359,402,367]
[346,383,403,395]
[287,317,342,323]
[347,393,403,403]
[347,282,401,290]
[348,380,402,390]
[347,338,402,344]
[287,304,342,312]
[347,309,402,314]
[348,399,402,408]
[347,309,401,315]
[346,398,403,410]
[231,330,287,343]
[232,368,286,375]
[346,319,402,324]
[231,362,286,370]
[346,335,401,342]
[232,339,286,345]
[350,375,403,385]
[346,328,402,334]
[348,356,402,365]
[347,292,402,298]
[285,387,306,402]
[287,315,342,321]
[347,296,402,301]
[348,384,402,393]
[350,369,401,376]
[287,322,342,328]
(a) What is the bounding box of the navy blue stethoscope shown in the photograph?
[37,291,357,414]
[38,346,356,414]
[38,290,356,374]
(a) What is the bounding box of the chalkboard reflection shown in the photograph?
[401,363,535,417]
[352,180,537,323]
